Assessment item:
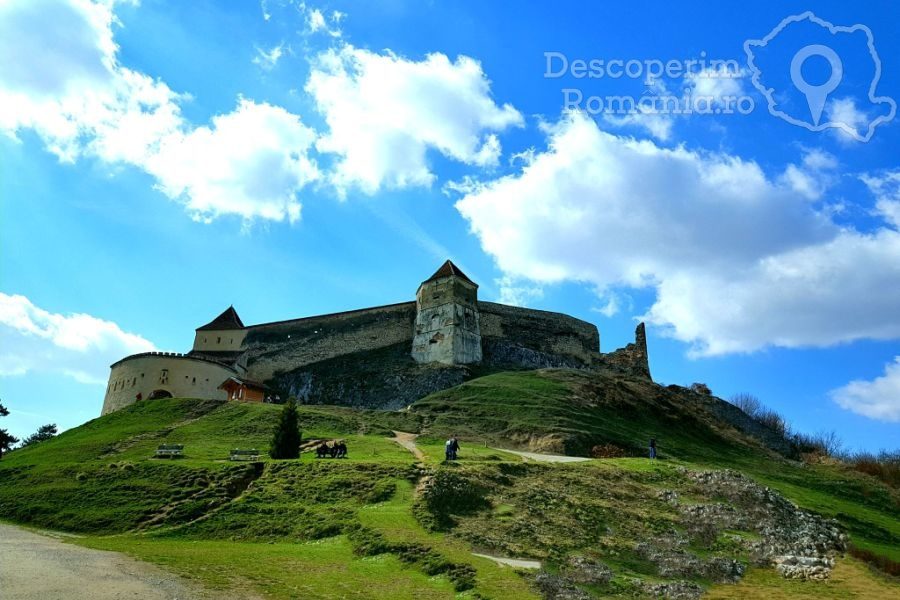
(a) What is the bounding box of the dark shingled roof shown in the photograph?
[423,260,477,286]
[197,306,245,331]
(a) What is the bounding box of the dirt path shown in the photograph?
[0,523,207,600]
[391,430,426,462]
[491,448,591,463]
[472,553,542,569]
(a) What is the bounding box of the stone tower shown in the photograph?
[412,260,482,365]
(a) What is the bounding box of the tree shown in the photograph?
[0,401,19,459]
[22,424,58,447]
[270,399,302,459]
[730,393,762,418]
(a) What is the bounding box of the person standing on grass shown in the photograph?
[450,435,461,460]
[445,436,454,461]
[649,438,657,459]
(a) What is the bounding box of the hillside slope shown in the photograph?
[0,370,897,599]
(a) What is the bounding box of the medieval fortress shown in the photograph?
[102,261,650,415]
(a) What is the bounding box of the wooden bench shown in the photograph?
[155,444,184,458]
[230,448,261,461]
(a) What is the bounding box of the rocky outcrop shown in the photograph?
[273,343,470,410]
[679,469,847,579]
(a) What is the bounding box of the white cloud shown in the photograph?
[0,293,156,385]
[145,99,318,223]
[306,45,523,194]
[456,111,900,355]
[603,110,674,142]
[684,66,747,107]
[862,169,900,230]
[778,149,838,201]
[0,0,319,224]
[831,357,900,422]
[0,0,185,163]
[495,277,544,307]
[253,43,284,70]
[826,97,869,143]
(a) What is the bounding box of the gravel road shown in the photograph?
[0,523,205,600]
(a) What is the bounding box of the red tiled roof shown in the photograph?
[196,306,245,331]
[423,260,476,286]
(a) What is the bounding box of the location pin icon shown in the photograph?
[790,44,843,126]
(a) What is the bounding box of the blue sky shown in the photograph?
[1,0,898,452]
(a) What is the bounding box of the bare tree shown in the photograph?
[730,393,761,418]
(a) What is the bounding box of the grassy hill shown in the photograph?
[0,369,897,599]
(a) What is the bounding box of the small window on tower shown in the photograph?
[160,369,169,384]
[217,337,221,344]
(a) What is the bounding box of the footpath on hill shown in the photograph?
[391,430,426,462]
[0,523,210,600]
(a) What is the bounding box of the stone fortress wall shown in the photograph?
[101,260,650,415]
[240,302,418,382]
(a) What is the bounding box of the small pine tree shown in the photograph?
[270,399,301,459]
[22,423,58,447]
[0,401,18,459]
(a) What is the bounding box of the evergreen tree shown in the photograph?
[0,401,19,459]
[269,399,301,459]
[22,423,58,447]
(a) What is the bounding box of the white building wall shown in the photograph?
[102,353,235,415]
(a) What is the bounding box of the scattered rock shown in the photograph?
[561,555,612,585]
[678,469,846,579]
[641,580,704,599]
[534,571,593,600]
[774,555,834,580]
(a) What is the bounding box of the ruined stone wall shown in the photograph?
[597,323,651,379]
[242,302,418,382]
[478,301,600,367]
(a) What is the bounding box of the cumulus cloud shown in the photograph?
[0,0,319,224]
[0,0,184,163]
[306,45,523,194]
[145,99,318,223]
[0,293,156,385]
[456,111,900,355]
[831,357,900,422]
[862,169,900,230]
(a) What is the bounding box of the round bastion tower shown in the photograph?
[411,260,482,365]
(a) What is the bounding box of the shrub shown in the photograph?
[591,443,627,458]
[840,450,900,488]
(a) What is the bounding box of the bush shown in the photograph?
[792,430,842,457]
[840,450,900,488]
[591,443,627,458]
[416,469,490,530]
[754,408,788,437]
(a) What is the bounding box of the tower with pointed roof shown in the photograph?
[191,305,248,354]
[412,260,482,365]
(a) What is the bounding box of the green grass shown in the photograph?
[411,369,900,563]
[78,535,459,599]
[1,369,898,598]
[705,558,899,599]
